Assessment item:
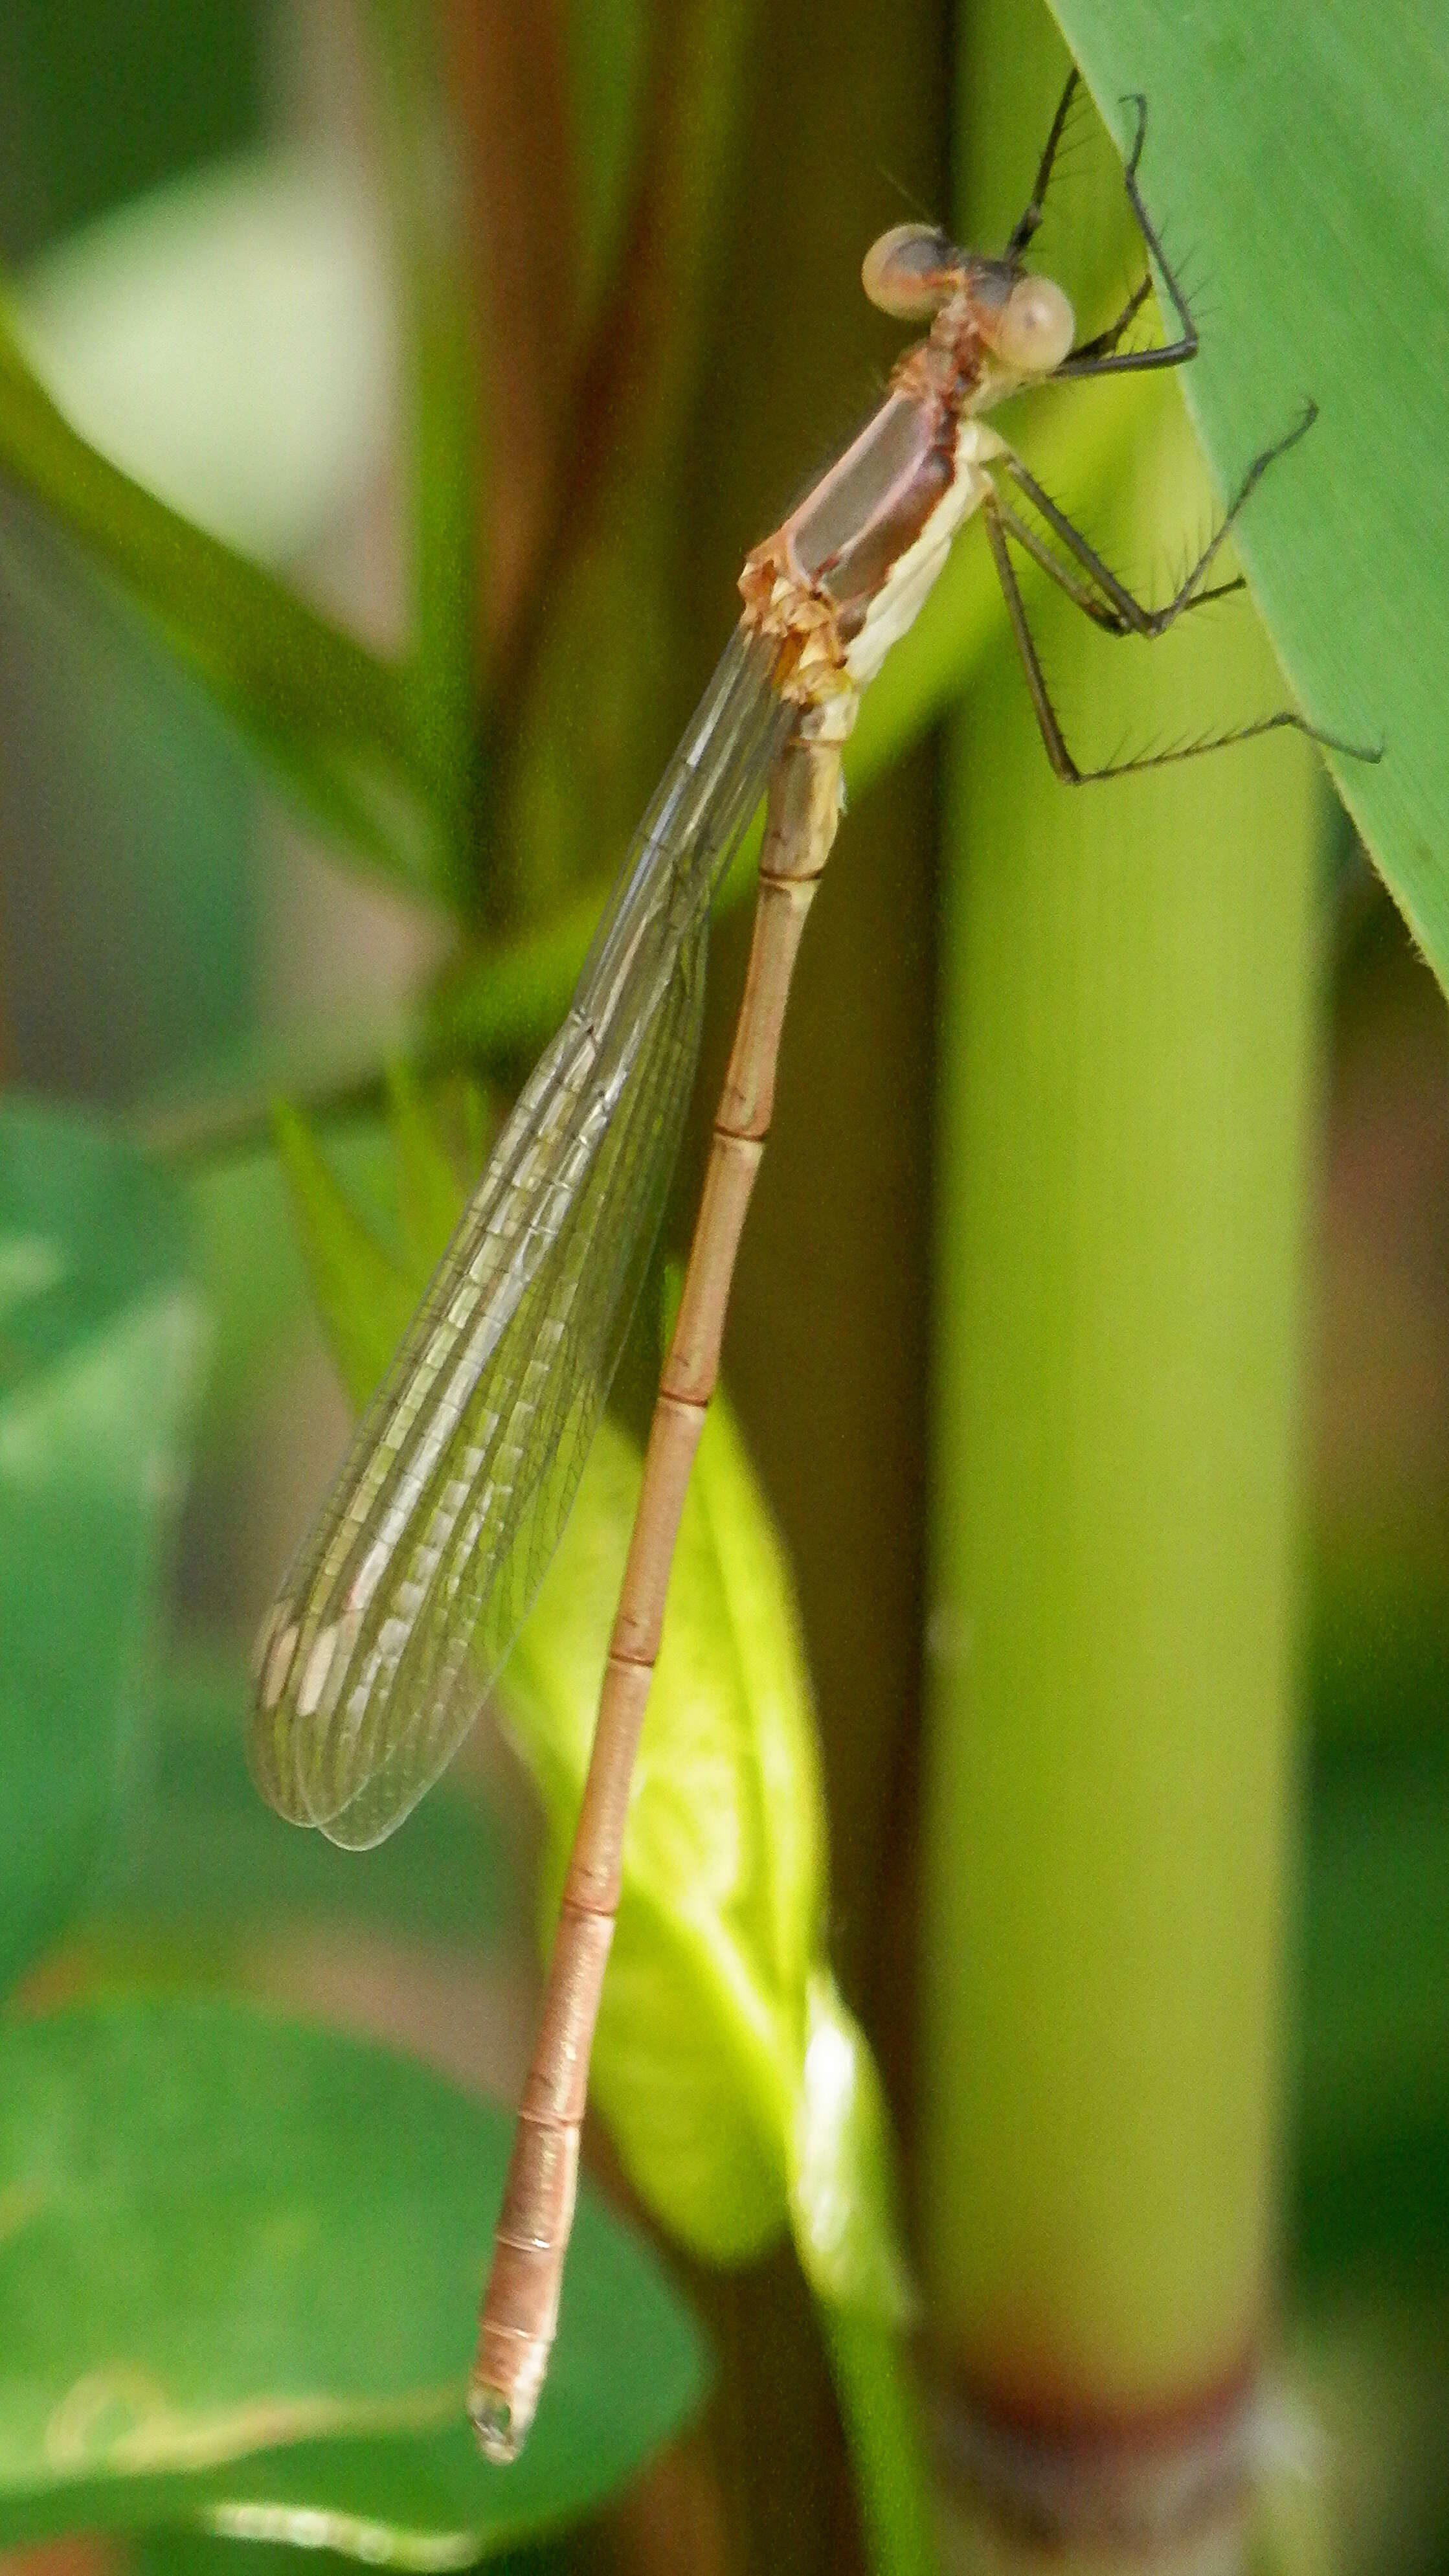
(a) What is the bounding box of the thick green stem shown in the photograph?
[921,345,1323,2562]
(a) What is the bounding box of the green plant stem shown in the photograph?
[922,362,1324,2559]
[361,0,480,901]
[819,2301,939,2576]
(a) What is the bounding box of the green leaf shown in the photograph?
[272,1100,419,1414]
[789,1971,915,2327]
[1051,0,1449,991]
[270,1076,481,1417]
[0,303,447,901]
[0,1101,205,1994]
[264,1066,913,2310]
[185,1117,394,1452]
[501,1394,912,2318]
[0,1999,707,2556]
[384,1061,478,1288]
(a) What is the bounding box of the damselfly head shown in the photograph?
[862,223,1074,377]
[982,270,1075,375]
[861,222,958,319]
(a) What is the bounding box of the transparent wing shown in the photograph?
[251,627,787,1848]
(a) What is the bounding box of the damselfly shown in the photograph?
[250,70,1370,2462]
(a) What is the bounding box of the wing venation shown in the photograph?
[250,627,786,1846]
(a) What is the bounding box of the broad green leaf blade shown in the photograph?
[502,1404,819,2261]
[0,307,445,901]
[0,2000,707,2556]
[1053,0,1449,990]
[0,1102,205,1993]
[504,1395,910,2321]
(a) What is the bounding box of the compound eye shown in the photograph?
[994,273,1075,374]
[861,223,958,321]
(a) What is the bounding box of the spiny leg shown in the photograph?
[993,403,1324,640]
[1006,66,1083,258]
[1066,273,1155,370]
[990,494,1243,637]
[1056,91,1198,379]
[980,490,1380,784]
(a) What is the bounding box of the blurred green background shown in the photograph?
[0,3,1445,2574]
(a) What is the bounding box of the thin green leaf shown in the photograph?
[185,1118,393,1451]
[0,306,446,901]
[270,1076,481,1420]
[1053,0,1449,991]
[271,1100,416,1413]
[0,1999,707,2554]
[0,1102,205,1994]
[384,1060,475,1287]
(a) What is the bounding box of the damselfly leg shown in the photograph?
[1051,85,1199,378]
[1005,63,1084,260]
[993,406,1329,650]
[982,403,1377,782]
[990,80,1378,778]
